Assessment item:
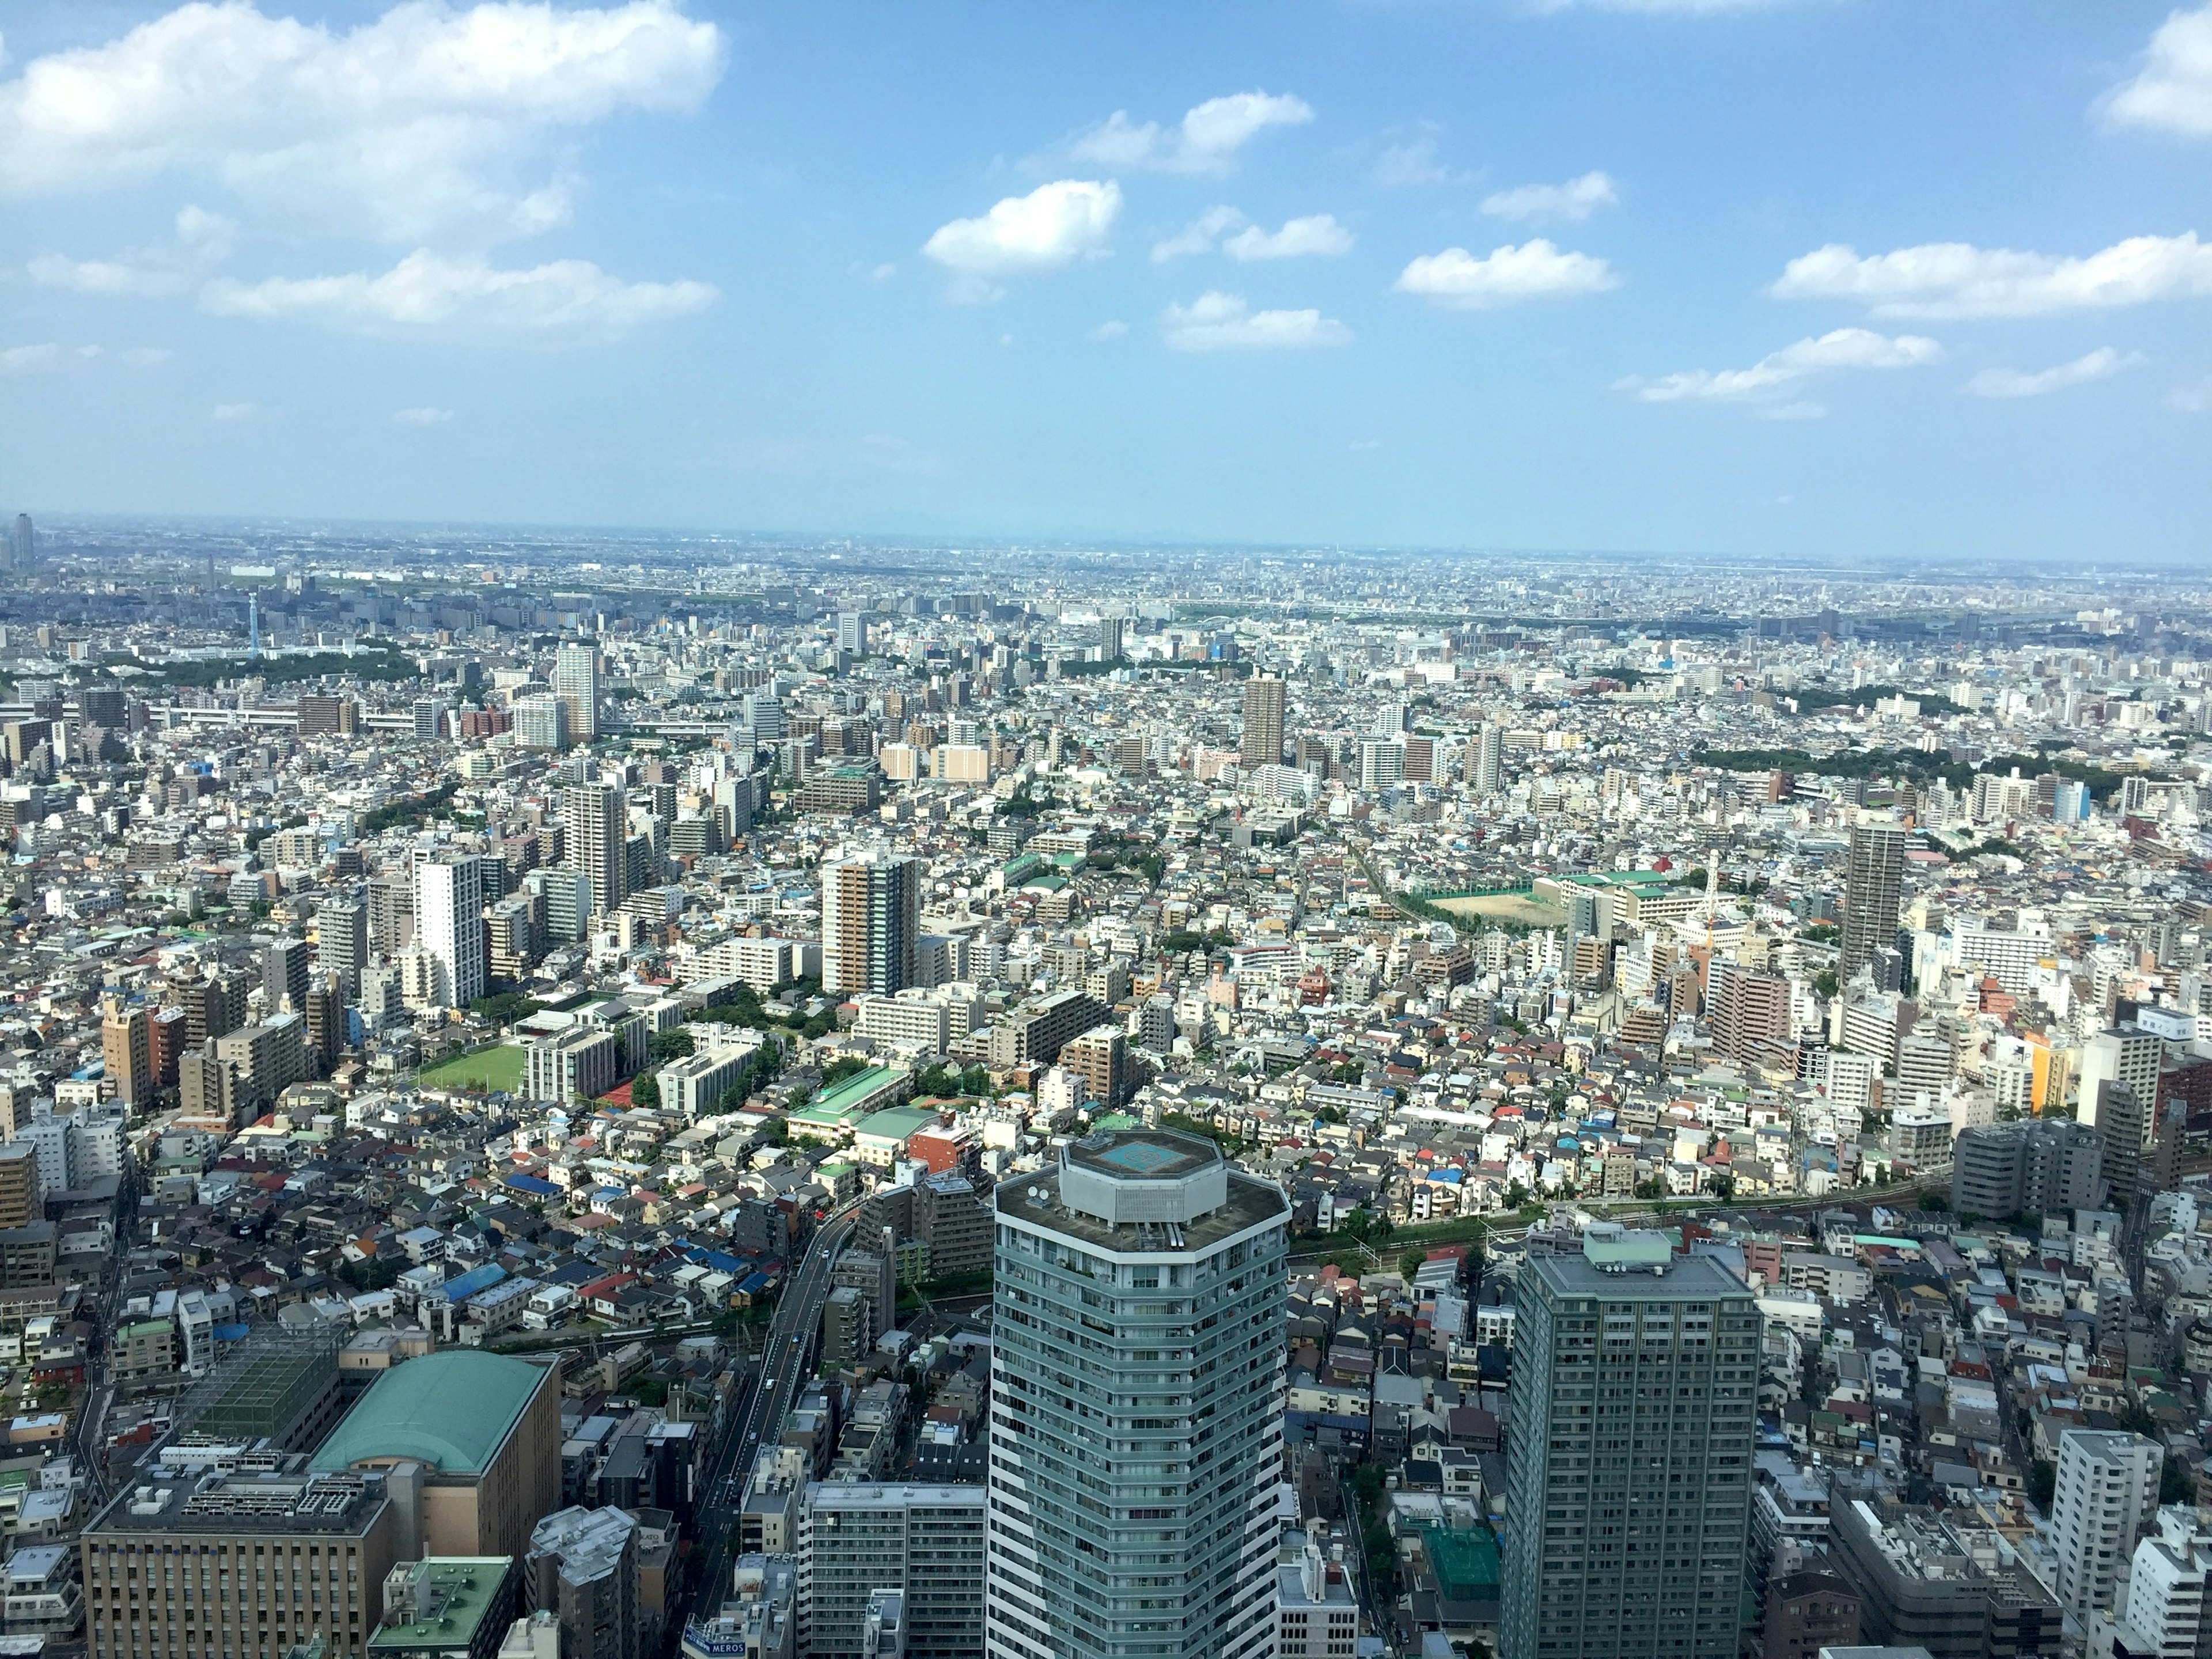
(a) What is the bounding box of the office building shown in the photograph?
[525,1506,636,1659]
[321,897,369,996]
[372,1558,518,1659]
[415,854,487,1011]
[82,1463,398,1659]
[1499,1225,1760,1659]
[800,1482,985,1659]
[1840,818,1908,986]
[1240,676,1285,770]
[1828,1486,2061,1659]
[298,694,358,737]
[1096,615,1124,661]
[10,514,33,572]
[2052,1429,2161,1624]
[553,642,600,745]
[266,935,312,1013]
[1950,1119,2104,1219]
[987,1129,1289,1659]
[314,1350,562,1565]
[564,782,627,919]
[100,999,152,1108]
[838,612,868,654]
[822,852,922,997]
[1275,1532,1362,1659]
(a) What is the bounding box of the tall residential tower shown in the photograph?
[1501,1225,1760,1659]
[821,851,922,996]
[1239,675,1285,770]
[987,1128,1287,1659]
[554,641,601,745]
[1839,817,1908,986]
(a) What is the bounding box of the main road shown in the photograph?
[671,1200,863,1642]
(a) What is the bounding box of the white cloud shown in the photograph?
[870,263,896,282]
[1374,133,1466,188]
[1089,320,1128,341]
[2172,373,2212,412]
[922,180,1120,302]
[1963,347,2145,399]
[1480,171,1619,222]
[119,347,173,365]
[201,248,717,331]
[29,203,234,297]
[1152,206,1245,264]
[393,404,454,423]
[1,343,62,372]
[1224,214,1354,261]
[1395,239,1621,309]
[0,0,725,241]
[1618,327,1942,405]
[211,401,262,421]
[1073,90,1311,175]
[1158,290,1350,352]
[2103,6,2212,138]
[1771,234,2212,317]
[1349,438,1381,451]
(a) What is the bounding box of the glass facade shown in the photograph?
[986,1131,1287,1659]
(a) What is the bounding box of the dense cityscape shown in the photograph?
[0,513,2207,1659]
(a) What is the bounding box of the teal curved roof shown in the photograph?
[311,1350,547,1475]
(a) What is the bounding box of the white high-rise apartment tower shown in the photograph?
[987,1128,1288,1659]
[1474,722,1505,796]
[563,779,628,918]
[554,641,601,744]
[2051,1427,2162,1624]
[412,853,486,1009]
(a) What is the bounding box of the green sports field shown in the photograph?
[414,1042,527,1093]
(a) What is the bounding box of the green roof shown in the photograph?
[368,1559,514,1655]
[312,1351,547,1475]
[1421,1525,1499,1600]
[808,1066,907,1121]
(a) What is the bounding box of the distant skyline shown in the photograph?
[3,1,2210,562]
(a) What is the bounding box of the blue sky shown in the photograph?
[2,0,2210,560]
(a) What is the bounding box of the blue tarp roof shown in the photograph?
[433,1263,507,1302]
